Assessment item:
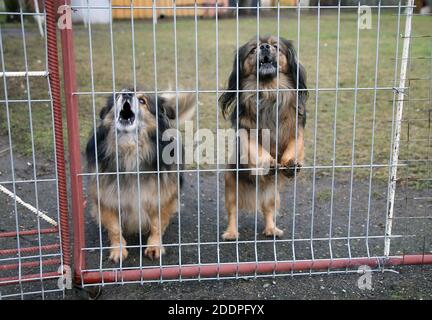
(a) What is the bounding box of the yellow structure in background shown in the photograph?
[111,0,207,19]
[279,0,297,5]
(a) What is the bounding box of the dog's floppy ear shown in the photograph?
[219,43,248,119]
[99,95,115,120]
[280,38,308,117]
[219,55,239,119]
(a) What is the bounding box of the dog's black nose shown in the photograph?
[259,43,271,57]
[121,92,133,100]
[260,43,271,50]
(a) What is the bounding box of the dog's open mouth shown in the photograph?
[259,57,277,78]
[259,56,277,78]
[118,100,135,126]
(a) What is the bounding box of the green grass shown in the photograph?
[0,10,430,183]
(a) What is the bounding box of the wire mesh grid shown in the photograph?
[0,0,430,295]
[0,3,68,299]
[61,0,432,286]
[52,1,429,285]
[389,6,432,259]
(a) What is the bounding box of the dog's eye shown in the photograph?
[250,47,257,54]
[139,98,145,104]
[273,44,278,50]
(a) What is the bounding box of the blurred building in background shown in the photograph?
[1,0,430,23]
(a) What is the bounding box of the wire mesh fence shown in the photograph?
[390,6,432,259]
[0,0,431,298]
[63,0,432,286]
[0,1,70,299]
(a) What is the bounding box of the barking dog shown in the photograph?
[86,89,194,262]
[219,36,308,240]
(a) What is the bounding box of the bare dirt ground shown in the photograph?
[1,134,431,299]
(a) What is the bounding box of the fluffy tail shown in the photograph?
[161,91,196,125]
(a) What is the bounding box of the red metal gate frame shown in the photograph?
[57,0,432,286]
[57,0,86,283]
[0,0,70,287]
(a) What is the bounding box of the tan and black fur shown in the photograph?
[219,36,308,240]
[86,89,194,262]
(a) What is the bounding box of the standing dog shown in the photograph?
[219,36,308,240]
[86,89,194,262]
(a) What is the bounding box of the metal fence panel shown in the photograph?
[0,0,430,297]
[0,1,70,299]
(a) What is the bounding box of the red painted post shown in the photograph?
[56,0,86,282]
[45,0,71,270]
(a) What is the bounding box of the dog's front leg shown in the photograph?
[280,128,304,176]
[240,131,276,175]
[145,202,175,260]
[261,190,283,238]
[100,207,128,263]
[239,130,275,169]
[223,173,239,240]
